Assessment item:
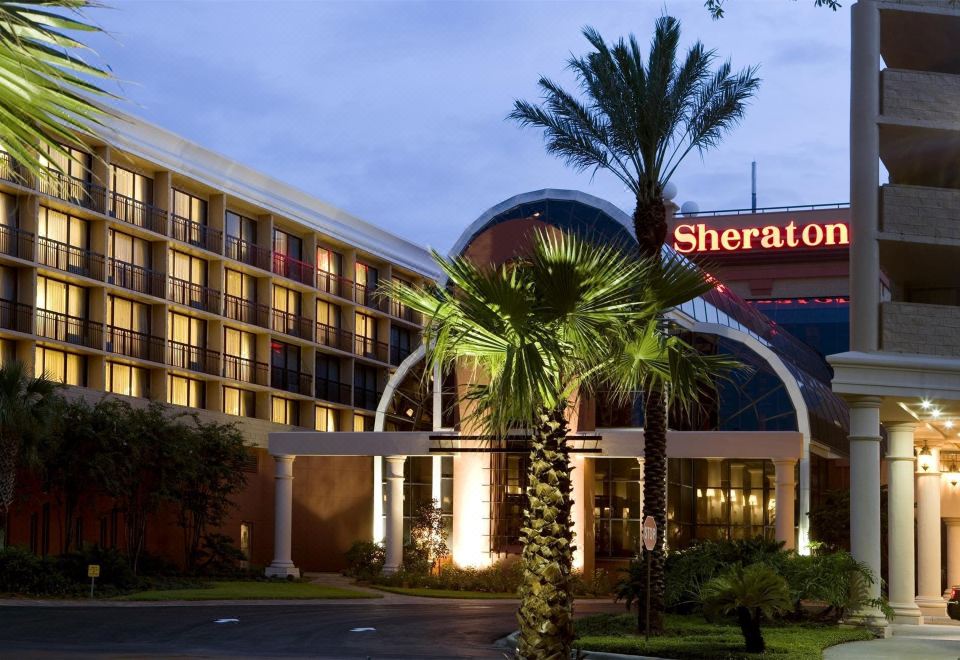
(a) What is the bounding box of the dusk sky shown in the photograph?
[85,1,850,252]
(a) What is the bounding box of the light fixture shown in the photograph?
[947,420,955,429]
[748,494,758,507]
[947,458,960,488]
[918,443,934,472]
[697,488,703,498]
[706,488,715,498]
[921,399,933,410]
[931,408,942,418]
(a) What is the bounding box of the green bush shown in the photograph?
[0,546,71,596]
[57,545,140,590]
[344,541,385,580]
[375,557,524,593]
[701,563,792,653]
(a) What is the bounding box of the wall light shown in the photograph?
[918,444,934,472]
[921,399,933,410]
[947,460,960,488]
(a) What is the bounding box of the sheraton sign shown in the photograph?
[673,220,849,254]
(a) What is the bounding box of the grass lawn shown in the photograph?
[372,585,517,599]
[116,580,381,601]
[574,613,875,660]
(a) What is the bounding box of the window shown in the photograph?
[38,206,88,249]
[35,346,85,385]
[240,522,252,566]
[273,284,299,315]
[593,458,643,558]
[36,276,86,317]
[226,211,257,243]
[110,165,153,204]
[108,296,149,333]
[391,326,412,365]
[315,354,342,403]
[0,191,18,227]
[224,327,256,360]
[316,300,341,329]
[0,339,15,366]
[106,362,148,398]
[272,228,302,261]
[355,262,378,290]
[271,341,299,371]
[39,143,90,180]
[355,312,379,358]
[0,264,16,301]
[273,284,300,335]
[224,386,255,418]
[168,312,205,348]
[225,269,256,300]
[354,364,380,410]
[272,396,299,425]
[316,405,339,432]
[172,189,207,225]
[108,229,151,268]
[168,374,205,407]
[316,246,342,276]
[353,413,373,432]
[169,250,207,286]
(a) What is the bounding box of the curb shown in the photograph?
[494,631,667,660]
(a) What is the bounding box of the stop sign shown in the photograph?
[642,515,657,551]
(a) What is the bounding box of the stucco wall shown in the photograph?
[882,68,960,124]
[882,184,960,241]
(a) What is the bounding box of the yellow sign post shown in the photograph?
[87,564,100,598]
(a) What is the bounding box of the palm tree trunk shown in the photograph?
[517,406,575,659]
[737,606,765,653]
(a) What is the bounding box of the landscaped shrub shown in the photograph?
[57,545,140,590]
[701,563,792,653]
[780,547,888,621]
[344,541,385,580]
[374,556,524,593]
[0,546,71,595]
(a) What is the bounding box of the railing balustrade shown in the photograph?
[107,259,165,297]
[167,277,222,315]
[37,237,104,280]
[354,335,389,363]
[0,224,34,260]
[167,339,220,375]
[316,322,353,352]
[106,326,165,363]
[224,294,270,328]
[270,366,312,395]
[317,269,353,301]
[37,169,106,213]
[171,214,222,254]
[272,252,314,285]
[271,308,313,340]
[315,377,351,405]
[226,235,271,270]
[353,386,383,411]
[0,299,32,334]
[223,354,269,386]
[36,308,102,349]
[110,191,167,235]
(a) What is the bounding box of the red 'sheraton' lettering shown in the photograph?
[673,221,848,254]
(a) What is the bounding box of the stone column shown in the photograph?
[773,459,796,551]
[451,452,490,567]
[384,455,406,574]
[944,518,960,597]
[848,397,885,623]
[571,454,587,571]
[885,423,922,624]
[916,448,945,617]
[265,455,300,578]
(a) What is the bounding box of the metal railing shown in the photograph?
[224,294,270,328]
[315,377,351,405]
[37,237,104,280]
[354,335,389,363]
[270,366,312,395]
[171,215,222,254]
[390,299,422,324]
[223,354,269,386]
[167,277,221,315]
[37,169,106,213]
[226,235,271,270]
[0,223,33,260]
[109,191,167,235]
[0,151,19,184]
[353,284,389,312]
[107,259,165,298]
[390,344,412,367]
[354,386,383,411]
[271,308,313,340]
[272,252,313,285]
[36,308,102,349]
[106,326,165,363]
[674,202,849,218]
[316,322,353,352]
[167,339,220,375]
[0,299,32,333]
[317,269,353,301]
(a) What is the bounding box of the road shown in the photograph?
[0,598,622,659]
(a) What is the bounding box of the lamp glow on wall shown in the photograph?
[917,443,934,473]
[944,454,960,488]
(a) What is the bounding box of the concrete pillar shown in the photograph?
[265,455,300,578]
[885,423,922,623]
[944,518,960,598]
[848,396,885,623]
[451,452,489,567]
[917,448,945,617]
[372,457,384,542]
[384,455,406,574]
[773,459,796,551]
[571,453,587,570]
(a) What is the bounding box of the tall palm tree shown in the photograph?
[0,360,60,547]
[387,230,733,658]
[510,16,759,631]
[0,1,115,180]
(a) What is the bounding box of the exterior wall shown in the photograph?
[882,184,960,242]
[882,69,960,124]
[881,301,960,358]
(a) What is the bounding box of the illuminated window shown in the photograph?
[0,339,14,366]
[271,396,299,425]
[172,189,207,225]
[225,269,255,300]
[224,327,255,361]
[35,346,85,385]
[316,405,339,432]
[36,276,86,317]
[110,165,152,204]
[272,228,302,260]
[38,206,88,249]
[167,374,204,408]
[224,386,255,418]
[168,250,207,286]
[106,362,148,398]
[272,284,299,315]
[107,296,149,333]
[353,413,373,432]
[168,312,205,347]
[39,143,89,179]
[316,300,341,329]
[316,246,342,276]
[355,312,378,358]
[108,229,151,268]
[225,211,257,243]
[355,262,378,290]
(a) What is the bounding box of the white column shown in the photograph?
[848,397,885,623]
[571,454,587,570]
[384,455,406,574]
[885,423,922,623]
[265,455,300,578]
[372,456,384,542]
[773,459,796,551]
[944,518,960,598]
[916,448,945,617]
[451,452,490,567]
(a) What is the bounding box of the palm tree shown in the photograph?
[701,563,792,653]
[510,17,760,631]
[0,360,60,548]
[387,230,733,658]
[0,1,115,181]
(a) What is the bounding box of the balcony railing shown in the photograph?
[226,236,271,270]
[224,294,270,328]
[37,169,106,213]
[0,223,33,260]
[37,237,104,280]
[171,215,222,254]
[168,277,221,315]
[354,284,389,312]
[354,335,389,363]
[316,322,353,352]
[107,326,165,363]
[109,191,167,235]
[107,259,165,298]
[36,308,102,349]
[317,269,353,301]
[315,377,351,405]
[272,252,313,285]
[223,354,269,386]
[0,151,19,184]
[390,344,413,367]
[0,299,32,333]
[271,308,313,340]
[354,386,383,411]
[391,299,422,324]
[167,339,220,375]
[270,366,312,395]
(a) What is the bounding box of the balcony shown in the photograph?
[224,294,270,328]
[271,366,312,395]
[171,215,222,254]
[0,223,34,260]
[354,335,389,363]
[391,299,422,325]
[271,308,313,340]
[390,344,413,367]
[354,284,389,312]
[167,339,220,375]
[881,184,960,243]
[106,326,165,363]
[107,259,165,298]
[315,377,350,405]
[168,277,221,315]
[37,169,106,213]
[354,386,383,411]
[0,151,19,184]
[316,322,353,352]
[223,354,269,386]
[0,299,32,333]
[36,309,102,349]
[272,252,313,285]
[109,191,167,235]
[37,237,104,280]
[226,236,271,270]
[317,269,353,301]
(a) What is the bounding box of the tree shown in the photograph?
[409,499,449,575]
[0,361,60,548]
[0,1,115,181]
[388,230,729,658]
[701,563,791,653]
[510,17,759,632]
[704,0,839,19]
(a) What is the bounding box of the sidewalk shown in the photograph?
[825,623,960,659]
